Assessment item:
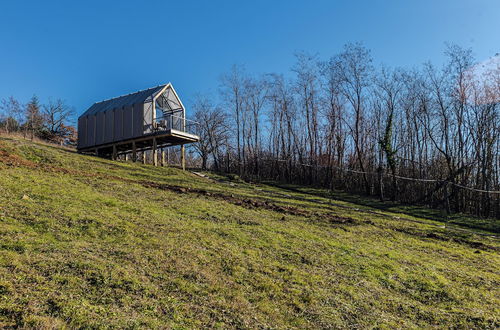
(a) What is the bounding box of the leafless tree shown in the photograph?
[220,65,247,175]
[195,44,499,218]
[192,95,229,171]
[293,52,321,183]
[243,76,267,177]
[0,96,23,134]
[334,43,374,194]
[42,98,75,142]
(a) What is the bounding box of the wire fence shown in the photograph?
[245,157,500,194]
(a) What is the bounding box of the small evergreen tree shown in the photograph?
[24,95,44,140]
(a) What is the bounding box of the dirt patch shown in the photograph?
[0,143,37,168]
[323,214,357,224]
[141,181,365,228]
[225,195,309,216]
[452,237,497,251]
[142,182,310,217]
[306,212,366,227]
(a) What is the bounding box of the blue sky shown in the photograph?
[0,0,499,118]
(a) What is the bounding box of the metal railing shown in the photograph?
[153,114,199,134]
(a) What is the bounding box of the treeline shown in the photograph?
[191,43,500,218]
[0,95,76,145]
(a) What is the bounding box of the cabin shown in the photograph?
[77,83,199,168]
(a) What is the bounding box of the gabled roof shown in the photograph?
[80,84,167,117]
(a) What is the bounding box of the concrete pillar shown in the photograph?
[161,148,166,167]
[125,153,129,161]
[142,150,146,165]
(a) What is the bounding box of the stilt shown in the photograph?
[125,153,129,161]
[181,145,186,171]
[161,148,166,167]
[142,150,146,165]
[132,142,137,162]
[112,145,117,161]
[153,138,158,166]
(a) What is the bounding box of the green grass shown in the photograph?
[0,136,499,328]
[266,182,500,234]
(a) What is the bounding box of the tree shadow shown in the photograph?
[264,181,500,234]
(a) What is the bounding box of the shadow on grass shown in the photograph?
[264,181,500,234]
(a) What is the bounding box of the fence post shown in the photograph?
[377,166,384,201]
[444,181,451,215]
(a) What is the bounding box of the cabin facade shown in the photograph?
[77,83,199,167]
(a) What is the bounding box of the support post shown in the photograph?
[153,138,158,166]
[142,150,146,165]
[125,153,129,162]
[112,145,117,161]
[181,145,186,171]
[132,142,137,162]
[161,148,166,167]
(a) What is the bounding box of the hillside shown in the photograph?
[0,136,499,328]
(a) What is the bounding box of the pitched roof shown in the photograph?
[80,84,167,117]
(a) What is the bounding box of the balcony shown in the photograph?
[151,114,199,144]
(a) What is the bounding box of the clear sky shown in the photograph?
[0,0,499,118]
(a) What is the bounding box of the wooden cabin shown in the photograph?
[77,83,199,168]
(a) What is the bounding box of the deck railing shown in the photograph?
[153,114,198,135]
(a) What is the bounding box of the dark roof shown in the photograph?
[80,84,166,117]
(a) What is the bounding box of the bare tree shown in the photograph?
[192,95,229,171]
[220,65,247,175]
[293,52,321,183]
[334,43,374,194]
[243,76,267,177]
[319,58,347,188]
[194,44,499,218]
[42,98,75,142]
[0,96,22,134]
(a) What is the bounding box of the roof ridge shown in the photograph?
[95,83,167,104]
[80,84,168,118]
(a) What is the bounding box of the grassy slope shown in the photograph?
[0,136,498,329]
